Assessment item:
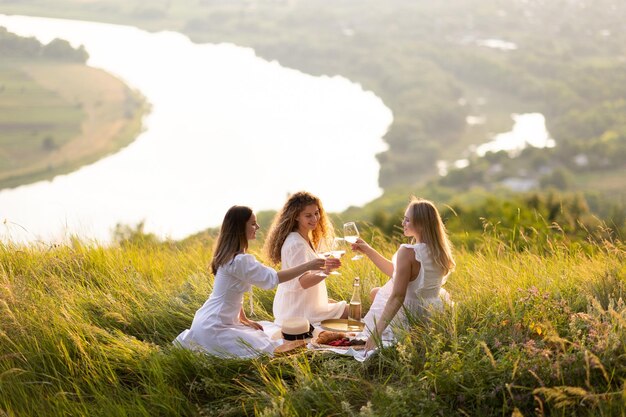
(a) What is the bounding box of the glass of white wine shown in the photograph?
[320,237,345,275]
[343,221,363,260]
[316,252,329,277]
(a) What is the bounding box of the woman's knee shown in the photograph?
[370,287,380,302]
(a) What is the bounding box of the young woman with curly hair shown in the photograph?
[264,191,348,325]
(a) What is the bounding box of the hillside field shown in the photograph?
[0,229,624,416]
[0,59,145,189]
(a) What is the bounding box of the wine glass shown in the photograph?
[320,237,346,275]
[316,253,329,277]
[343,222,363,260]
[329,237,347,259]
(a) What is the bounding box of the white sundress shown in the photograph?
[174,254,280,358]
[273,232,346,325]
[358,243,452,342]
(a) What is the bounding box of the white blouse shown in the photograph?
[174,254,280,358]
[273,232,345,325]
[359,243,452,341]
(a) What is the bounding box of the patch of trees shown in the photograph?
[359,188,625,251]
[0,26,88,62]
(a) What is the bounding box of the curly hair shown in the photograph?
[263,191,334,264]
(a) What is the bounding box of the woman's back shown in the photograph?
[400,243,447,303]
[360,243,449,341]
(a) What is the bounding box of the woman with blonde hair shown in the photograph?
[264,191,347,325]
[350,197,455,351]
[174,205,338,358]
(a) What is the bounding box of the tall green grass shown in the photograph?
[0,231,624,416]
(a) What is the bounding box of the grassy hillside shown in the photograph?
[0,62,83,173]
[0,231,624,416]
[0,29,146,189]
[0,60,146,188]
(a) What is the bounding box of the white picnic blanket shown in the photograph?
[307,342,387,362]
[258,320,392,361]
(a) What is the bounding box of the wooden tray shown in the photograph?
[319,318,364,332]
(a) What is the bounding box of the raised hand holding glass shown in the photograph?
[343,222,363,260]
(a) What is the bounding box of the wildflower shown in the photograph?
[493,338,502,348]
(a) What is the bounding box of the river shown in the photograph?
[0,14,393,243]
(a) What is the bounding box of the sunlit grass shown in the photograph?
[0,230,624,416]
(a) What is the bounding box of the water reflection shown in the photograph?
[475,113,555,157]
[437,112,554,176]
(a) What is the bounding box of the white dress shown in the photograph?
[273,232,346,325]
[358,243,451,341]
[174,254,280,358]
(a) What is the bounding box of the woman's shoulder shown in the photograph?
[283,232,305,247]
[399,243,429,262]
[400,242,426,249]
[221,253,257,271]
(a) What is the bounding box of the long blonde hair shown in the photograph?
[408,197,455,275]
[264,191,333,264]
[211,205,252,275]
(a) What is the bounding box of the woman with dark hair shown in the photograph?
[174,205,338,358]
[264,191,347,325]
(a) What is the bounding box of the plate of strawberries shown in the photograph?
[312,330,367,350]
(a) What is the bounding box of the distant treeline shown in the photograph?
[0,26,88,62]
[338,186,625,252]
[163,186,626,256]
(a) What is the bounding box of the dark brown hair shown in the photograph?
[211,205,253,275]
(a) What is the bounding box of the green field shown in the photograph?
[0,228,624,416]
[0,59,146,189]
[0,62,83,170]
[574,166,626,195]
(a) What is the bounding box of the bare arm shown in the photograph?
[238,307,263,330]
[352,238,393,277]
[364,247,418,350]
[299,272,327,289]
[298,258,342,289]
[280,239,341,289]
[276,258,339,284]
